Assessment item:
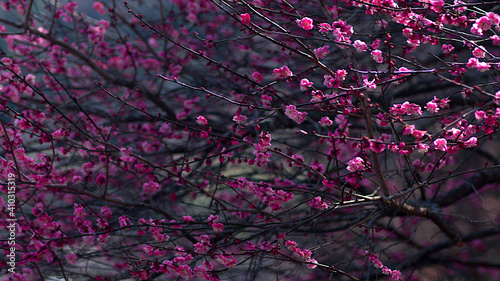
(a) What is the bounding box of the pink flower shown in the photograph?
[347,157,365,172]
[319,116,333,126]
[491,35,500,45]
[101,206,112,219]
[353,40,368,52]
[143,180,161,194]
[299,78,313,91]
[196,115,208,126]
[66,253,77,265]
[425,101,439,113]
[118,215,130,227]
[240,13,251,24]
[371,50,383,63]
[433,138,448,151]
[495,91,500,106]
[306,258,318,269]
[318,23,332,33]
[96,174,106,185]
[313,45,330,59]
[93,1,106,15]
[285,105,307,124]
[308,196,328,210]
[416,143,429,153]
[298,17,314,30]
[442,44,454,54]
[472,46,486,58]
[252,71,262,83]
[273,65,293,79]
[464,137,478,148]
[233,112,248,124]
[212,222,224,233]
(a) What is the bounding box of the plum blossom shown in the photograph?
[273,65,293,79]
[65,253,78,265]
[93,1,105,14]
[285,105,307,124]
[425,101,439,113]
[318,23,332,33]
[353,40,368,52]
[314,45,330,59]
[252,71,262,83]
[240,13,250,24]
[196,115,208,126]
[233,112,248,124]
[472,46,486,58]
[308,196,328,210]
[143,180,161,194]
[433,138,448,151]
[319,116,333,126]
[347,157,365,172]
[371,50,383,63]
[466,57,490,71]
[494,91,500,106]
[464,137,478,148]
[298,17,314,30]
[442,44,454,54]
[300,78,314,91]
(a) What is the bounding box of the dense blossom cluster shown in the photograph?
[0,0,500,280]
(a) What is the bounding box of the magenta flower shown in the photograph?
[347,157,365,172]
[433,138,448,151]
[240,13,250,24]
[298,17,313,30]
[273,65,293,79]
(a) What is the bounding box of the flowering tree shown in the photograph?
[1,0,500,280]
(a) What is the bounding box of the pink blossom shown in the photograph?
[353,40,368,52]
[491,35,500,45]
[65,253,77,265]
[306,258,318,269]
[401,101,422,115]
[252,71,262,83]
[183,216,194,222]
[308,196,328,210]
[425,101,439,113]
[300,78,313,91]
[464,137,478,148]
[298,17,314,30]
[285,105,307,124]
[314,45,330,59]
[240,13,251,24]
[93,1,106,15]
[442,44,454,54]
[96,174,106,185]
[371,50,383,63]
[347,157,365,172]
[472,47,486,58]
[495,91,500,106]
[101,206,112,219]
[217,254,237,268]
[65,2,78,13]
[196,115,208,126]
[291,154,305,167]
[233,112,248,124]
[118,215,130,227]
[473,16,492,34]
[143,180,161,194]
[433,138,448,151]
[319,116,333,126]
[412,130,427,141]
[212,222,224,233]
[273,65,293,79]
[318,23,332,33]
